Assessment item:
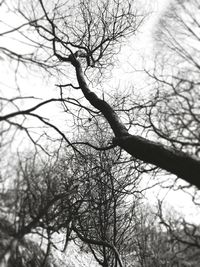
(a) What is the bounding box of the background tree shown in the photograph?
[69,146,143,267]
[157,201,200,266]
[147,0,200,159]
[0,137,146,267]
[0,148,85,266]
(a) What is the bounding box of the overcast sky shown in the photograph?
[1,0,198,221]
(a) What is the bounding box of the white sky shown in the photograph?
[1,0,199,221]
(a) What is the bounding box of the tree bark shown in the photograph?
[114,135,200,189]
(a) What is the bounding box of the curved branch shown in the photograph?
[72,224,124,267]
[0,98,64,121]
[72,58,200,189]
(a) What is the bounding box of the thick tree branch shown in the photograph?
[114,135,200,189]
[72,58,200,189]
[73,59,129,137]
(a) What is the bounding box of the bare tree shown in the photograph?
[143,0,200,187]
[0,148,86,266]
[157,201,200,266]
[0,0,200,188]
[68,146,143,267]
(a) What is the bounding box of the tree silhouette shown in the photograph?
[0,1,199,194]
